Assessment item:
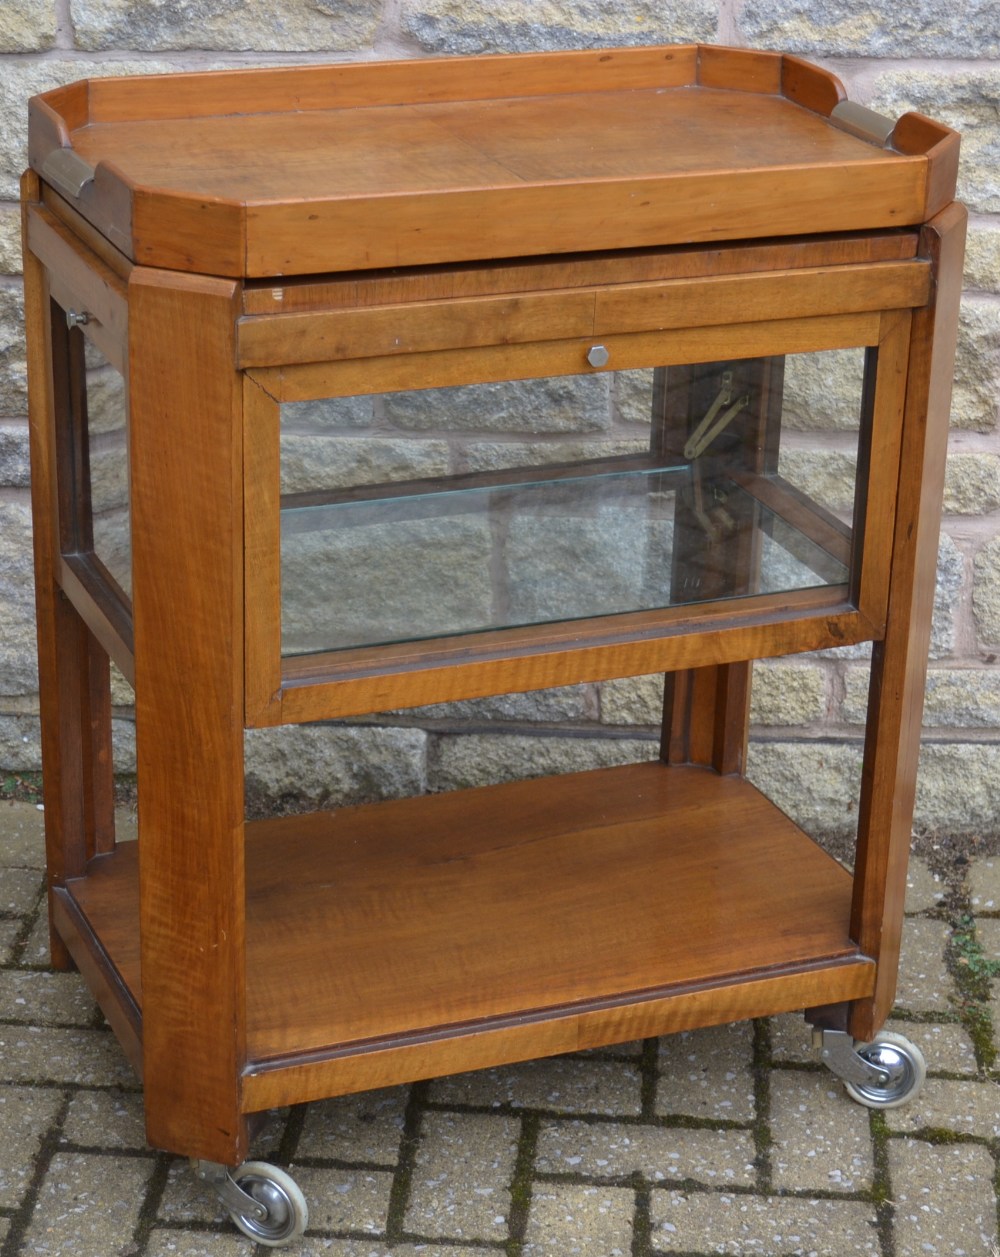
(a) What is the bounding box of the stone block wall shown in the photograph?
[1,0,998,839]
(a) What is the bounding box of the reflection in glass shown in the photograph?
[279,353,867,657]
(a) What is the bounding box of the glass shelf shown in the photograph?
[280,458,850,656]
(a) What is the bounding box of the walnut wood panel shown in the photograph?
[66,763,872,1079]
[241,958,873,1112]
[274,597,870,726]
[237,261,929,369]
[243,374,282,727]
[27,205,128,374]
[259,312,881,403]
[848,202,968,1041]
[128,268,249,1164]
[51,884,143,1077]
[30,48,953,276]
[241,233,919,316]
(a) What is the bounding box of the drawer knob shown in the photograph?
[587,344,609,368]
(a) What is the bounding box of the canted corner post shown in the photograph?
[128,267,249,1164]
[847,201,968,1043]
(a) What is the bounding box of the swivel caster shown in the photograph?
[813,1028,927,1109]
[193,1158,309,1246]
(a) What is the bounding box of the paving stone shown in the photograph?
[974,917,1000,962]
[404,1110,518,1240]
[889,1138,998,1255]
[0,1026,134,1087]
[0,970,97,1025]
[769,1070,873,1193]
[650,1190,880,1254]
[895,918,955,1013]
[291,1165,393,1235]
[656,1022,755,1124]
[160,1158,233,1226]
[280,1244,497,1257]
[144,1230,257,1257]
[20,910,54,968]
[883,1020,979,1077]
[0,920,21,963]
[904,857,947,913]
[523,1183,633,1257]
[61,1087,147,1150]
[768,1014,818,1066]
[428,1056,642,1116]
[296,1087,407,1165]
[0,865,43,913]
[19,1150,154,1255]
[0,1084,63,1208]
[969,858,1000,909]
[535,1119,756,1186]
[886,1078,1000,1139]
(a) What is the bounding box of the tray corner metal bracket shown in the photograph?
[40,147,96,201]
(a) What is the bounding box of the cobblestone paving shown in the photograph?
[2,800,999,1257]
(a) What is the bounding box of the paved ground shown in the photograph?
[2,798,999,1257]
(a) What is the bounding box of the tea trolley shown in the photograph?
[23,44,964,1244]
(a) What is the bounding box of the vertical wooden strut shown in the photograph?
[129,268,248,1163]
[848,202,968,1042]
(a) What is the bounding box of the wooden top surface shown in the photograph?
[28,44,959,277]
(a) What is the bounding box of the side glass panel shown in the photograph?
[83,341,132,600]
[279,351,868,658]
[53,305,132,609]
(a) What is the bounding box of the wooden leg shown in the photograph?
[848,203,968,1041]
[129,268,249,1164]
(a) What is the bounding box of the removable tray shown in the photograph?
[28,43,958,278]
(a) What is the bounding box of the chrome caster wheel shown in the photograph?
[193,1158,308,1247]
[842,1031,927,1110]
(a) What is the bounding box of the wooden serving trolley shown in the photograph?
[23,44,964,1244]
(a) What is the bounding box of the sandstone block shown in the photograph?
[973,535,1000,644]
[244,724,427,811]
[750,661,827,725]
[944,451,1000,513]
[781,346,866,431]
[70,0,380,51]
[0,209,21,276]
[0,500,38,696]
[965,221,1000,293]
[282,394,375,431]
[913,743,1000,837]
[739,0,999,57]
[0,1,56,51]
[400,0,716,55]
[280,433,450,495]
[600,674,663,725]
[929,532,964,658]
[461,436,647,473]
[871,71,1000,215]
[401,684,592,723]
[0,284,27,419]
[951,297,1000,431]
[0,420,29,488]
[429,732,657,792]
[776,447,856,514]
[383,375,612,434]
[746,740,863,839]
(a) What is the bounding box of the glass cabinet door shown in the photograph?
[244,304,911,724]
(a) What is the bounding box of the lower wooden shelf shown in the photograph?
[58,760,874,1112]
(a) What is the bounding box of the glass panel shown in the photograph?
[83,345,131,599]
[279,352,867,658]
